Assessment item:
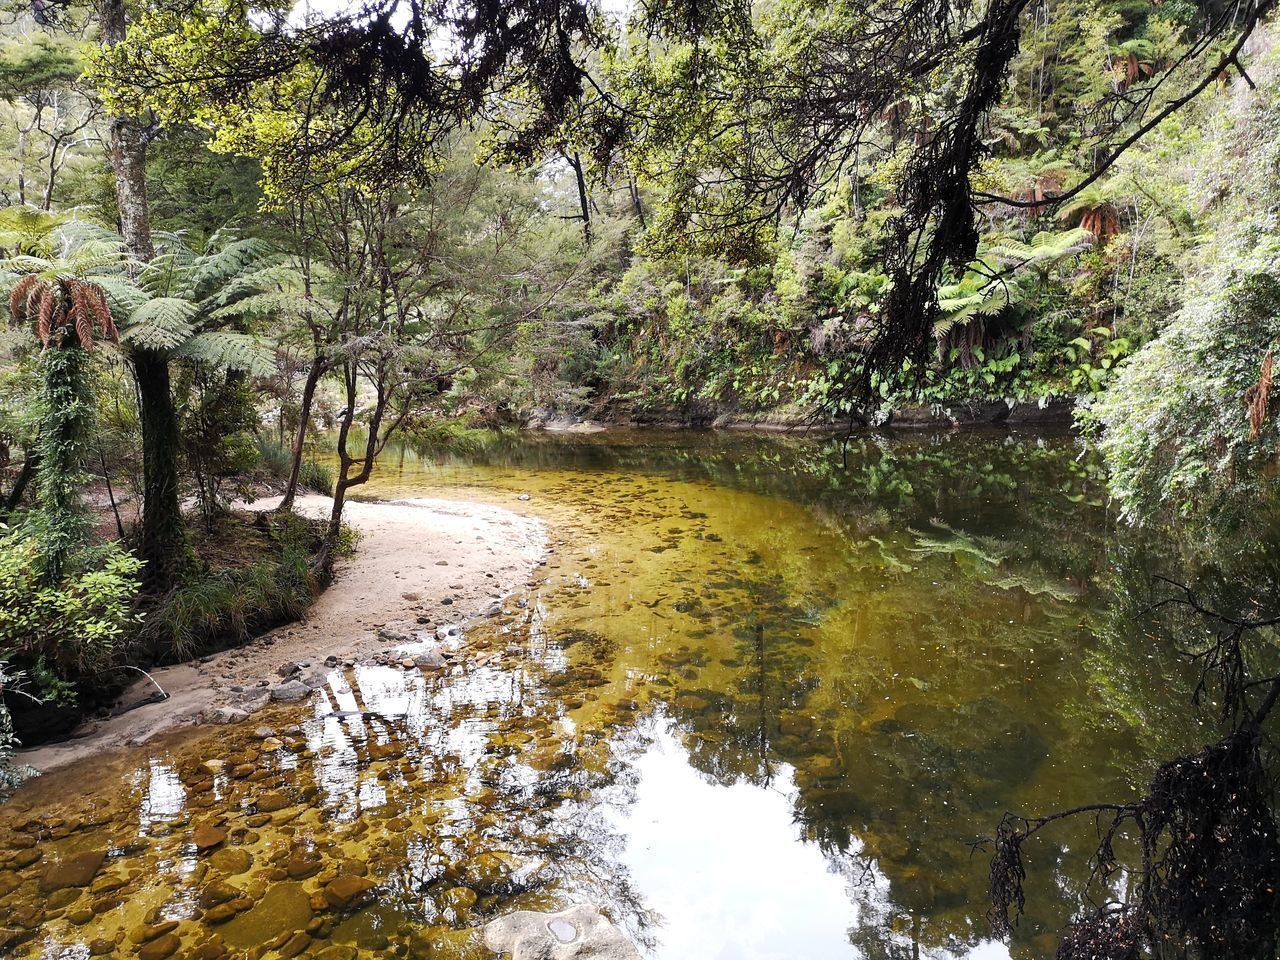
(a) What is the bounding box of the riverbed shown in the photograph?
[0,429,1204,960]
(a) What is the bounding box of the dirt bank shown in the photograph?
[19,494,547,772]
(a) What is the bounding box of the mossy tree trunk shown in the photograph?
[102,0,189,594]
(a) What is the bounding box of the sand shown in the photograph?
[18,494,547,772]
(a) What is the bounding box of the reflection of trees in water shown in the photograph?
[378,430,1258,956]
[609,550,1196,956]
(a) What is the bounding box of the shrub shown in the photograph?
[298,457,333,495]
[0,530,143,700]
[255,436,333,495]
[0,664,38,798]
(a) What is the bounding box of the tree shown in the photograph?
[89,0,1275,405]
[7,265,118,580]
[0,30,98,210]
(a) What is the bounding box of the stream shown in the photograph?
[0,429,1207,960]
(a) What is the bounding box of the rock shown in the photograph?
[269,680,311,703]
[436,624,463,643]
[673,695,709,712]
[400,658,417,670]
[219,882,313,950]
[136,933,181,960]
[414,650,447,671]
[210,847,253,876]
[40,849,107,892]
[483,602,503,618]
[484,904,640,960]
[285,849,321,879]
[202,759,227,775]
[254,792,291,813]
[1005,396,1075,425]
[517,494,531,501]
[130,922,180,944]
[252,726,276,740]
[463,851,520,894]
[314,946,356,960]
[323,874,376,910]
[277,662,302,678]
[202,903,240,924]
[193,824,227,852]
[10,847,42,868]
[277,932,311,959]
[441,886,477,911]
[260,737,283,752]
[47,887,82,909]
[779,716,814,737]
[198,879,241,908]
[88,939,115,956]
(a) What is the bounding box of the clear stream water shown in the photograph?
[0,430,1208,960]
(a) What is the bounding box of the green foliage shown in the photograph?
[1087,265,1280,522]
[0,530,143,699]
[253,437,334,495]
[143,514,322,660]
[297,458,333,496]
[180,373,260,527]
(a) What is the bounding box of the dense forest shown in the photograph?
[1,0,1280,958]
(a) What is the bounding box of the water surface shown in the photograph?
[0,430,1203,960]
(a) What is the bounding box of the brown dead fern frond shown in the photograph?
[1244,349,1274,441]
[7,275,119,351]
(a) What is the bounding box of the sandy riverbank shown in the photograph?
[19,494,547,772]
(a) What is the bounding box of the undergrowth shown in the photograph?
[143,511,327,661]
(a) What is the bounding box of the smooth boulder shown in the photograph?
[483,904,640,960]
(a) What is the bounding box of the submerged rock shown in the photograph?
[483,904,640,960]
[40,849,106,892]
[219,882,312,949]
[192,824,226,851]
[323,873,376,909]
[136,933,181,960]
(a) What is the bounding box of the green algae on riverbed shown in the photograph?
[1,431,1205,960]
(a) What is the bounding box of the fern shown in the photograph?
[122,297,197,350]
[210,290,318,322]
[173,331,274,374]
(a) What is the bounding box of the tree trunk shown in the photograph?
[102,0,188,593]
[133,349,188,591]
[278,356,324,512]
[569,152,591,244]
[1,451,37,521]
[628,174,647,229]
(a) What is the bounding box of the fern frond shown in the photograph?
[122,297,197,350]
[187,238,271,301]
[210,291,319,323]
[88,276,147,313]
[173,331,274,374]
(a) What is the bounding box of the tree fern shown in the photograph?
[121,297,197,350]
[173,331,274,375]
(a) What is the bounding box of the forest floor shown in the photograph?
[19,494,547,772]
